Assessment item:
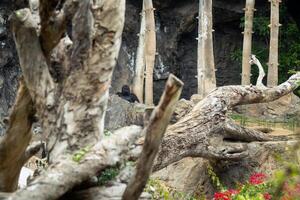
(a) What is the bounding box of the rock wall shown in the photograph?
[0,2,23,135]
[0,0,299,127]
[112,0,276,103]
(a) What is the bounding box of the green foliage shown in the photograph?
[72,145,92,162]
[97,166,120,185]
[213,141,300,200]
[207,165,225,191]
[145,179,200,200]
[232,3,300,96]
[104,129,112,137]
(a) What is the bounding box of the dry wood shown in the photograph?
[132,3,146,103]
[153,72,300,171]
[197,0,216,98]
[249,55,266,87]
[144,0,156,105]
[241,0,256,85]
[6,126,143,200]
[0,80,35,192]
[122,74,183,200]
[39,0,78,59]
[267,0,281,87]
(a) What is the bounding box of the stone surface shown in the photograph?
[105,95,145,130]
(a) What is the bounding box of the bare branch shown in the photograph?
[152,73,300,171]
[39,0,78,58]
[0,80,34,192]
[122,74,183,200]
[10,9,56,109]
[7,126,142,200]
[223,119,272,142]
[250,54,266,87]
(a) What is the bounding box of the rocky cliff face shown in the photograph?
[0,0,299,125]
[112,0,278,102]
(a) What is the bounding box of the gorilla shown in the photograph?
[117,85,140,103]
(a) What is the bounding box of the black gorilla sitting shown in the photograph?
[117,85,140,103]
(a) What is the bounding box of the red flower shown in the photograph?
[264,192,272,200]
[249,173,266,185]
[213,192,231,200]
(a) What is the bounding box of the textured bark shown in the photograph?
[6,126,143,200]
[267,0,281,87]
[45,0,125,161]
[241,0,255,85]
[0,80,35,192]
[4,0,125,195]
[123,74,183,200]
[153,72,300,171]
[197,0,216,98]
[132,3,146,103]
[144,0,156,105]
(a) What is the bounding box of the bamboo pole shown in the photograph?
[267,0,281,87]
[241,0,256,85]
[132,3,146,103]
[197,0,216,98]
[144,0,156,105]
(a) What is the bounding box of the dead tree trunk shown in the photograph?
[144,0,156,106]
[241,0,256,85]
[267,0,281,87]
[197,0,216,98]
[153,72,300,171]
[0,0,125,194]
[132,3,146,103]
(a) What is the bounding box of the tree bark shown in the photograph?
[144,0,156,106]
[0,80,35,192]
[153,72,300,171]
[197,0,216,98]
[241,0,256,85]
[6,126,143,200]
[5,0,125,194]
[132,3,146,103]
[267,0,281,87]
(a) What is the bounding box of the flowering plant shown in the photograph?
[213,170,300,200]
[213,173,272,200]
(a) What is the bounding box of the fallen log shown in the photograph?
[153,72,300,171]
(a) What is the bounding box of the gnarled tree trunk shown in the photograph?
[153,73,300,171]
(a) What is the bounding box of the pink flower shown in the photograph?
[263,192,272,200]
[249,173,266,185]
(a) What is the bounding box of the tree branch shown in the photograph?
[0,80,34,192]
[10,9,56,109]
[223,119,272,142]
[122,74,183,200]
[152,73,300,171]
[39,0,78,58]
[6,126,142,200]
